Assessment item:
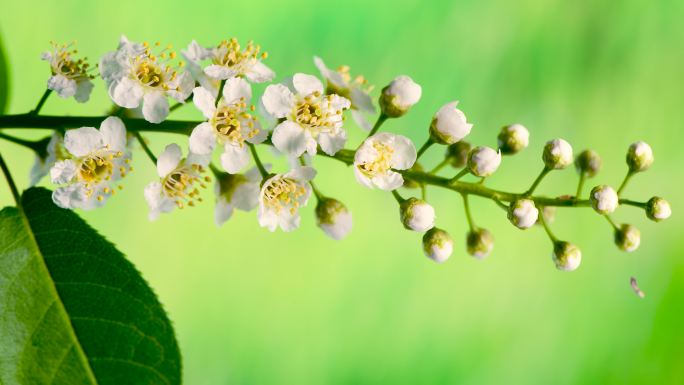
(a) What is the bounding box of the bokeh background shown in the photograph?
[1,0,683,383]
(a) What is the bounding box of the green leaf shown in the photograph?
[0,32,8,113]
[0,188,181,385]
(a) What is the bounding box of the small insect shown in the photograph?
[630,276,645,298]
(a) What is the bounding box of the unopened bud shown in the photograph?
[429,101,472,145]
[466,228,494,259]
[400,197,435,232]
[507,199,539,229]
[316,198,353,240]
[497,124,529,155]
[575,149,602,177]
[614,224,640,252]
[467,146,502,177]
[626,141,654,172]
[535,206,556,226]
[552,241,582,271]
[590,185,618,215]
[445,141,471,168]
[543,138,573,169]
[646,196,671,222]
[422,228,453,263]
[379,75,421,118]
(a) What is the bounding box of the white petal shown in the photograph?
[99,116,127,151]
[187,152,211,167]
[142,92,170,124]
[261,84,295,118]
[110,77,143,108]
[214,198,234,227]
[353,166,374,189]
[50,160,78,184]
[318,130,347,156]
[157,143,182,177]
[52,184,86,209]
[64,127,102,157]
[320,210,353,240]
[374,171,404,191]
[292,73,323,96]
[167,71,194,102]
[231,182,260,211]
[204,65,237,80]
[246,120,267,144]
[29,157,49,186]
[351,87,375,113]
[220,144,249,174]
[351,109,372,131]
[257,206,279,232]
[73,79,94,103]
[47,75,77,98]
[245,61,275,83]
[389,134,417,170]
[286,166,317,182]
[278,212,302,232]
[144,181,176,221]
[192,86,217,119]
[183,40,208,62]
[188,122,217,155]
[271,121,308,157]
[222,77,252,105]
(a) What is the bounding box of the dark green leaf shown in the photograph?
[0,187,181,385]
[0,33,8,113]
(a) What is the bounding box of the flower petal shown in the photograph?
[351,109,372,131]
[167,71,194,102]
[278,212,301,232]
[257,206,279,232]
[50,160,78,184]
[192,86,217,119]
[286,166,317,182]
[47,75,77,98]
[351,87,375,113]
[214,198,234,227]
[74,79,94,103]
[64,127,102,157]
[222,77,252,105]
[245,61,275,83]
[142,92,170,124]
[261,84,294,118]
[110,77,143,108]
[188,122,217,155]
[52,184,86,209]
[204,65,237,80]
[389,134,417,170]
[318,130,347,156]
[293,73,323,96]
[271,121,307,157]
[157,143,182,177]
[353,166,374,189]
[144,181,176,221]
[220,144,250,174]
[99,116,127,151]
[231,182,260,211]
[373,170,404,191]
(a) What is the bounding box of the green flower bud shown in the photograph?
[646,196,671,222]
[552,241,582,271]
[467,146,502,177]
[466,228,494,259]
[497,124,529,155]
[422,228,454,263]
[626,141,654,172]
[507,199,539,229]
[316,198,353,240]
[614,224,640,252]
[574,149,602,177]
[400,197,435,232]
[429,101,472,145]
[379,75,421,118]
[543,138,573,170]
[445,141,471,168]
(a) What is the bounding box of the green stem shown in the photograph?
[604,215,619,231]
[493,198,508,211]
[524,166,550,196]
[0,152,21,207]
[575,172,586,200]
[416,138,434,160]
[538,207,558,243]
[30,89,52,116]
[391,189,405,204]
[208,164,223,179]
[430,158,450,174]
[0,131,50,157]
[0,114,196,135]
[420,184,427,201]
[462,193,476,231]
[215,79,226,108]
[365,114,388,138]
[299,156,324,200]
[449,168,469,184]
[619,199,647,209]
[133,131,157,164]
[248,143,269,179]
[617,171,634,196]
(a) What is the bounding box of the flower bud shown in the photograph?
[590,185,618,215]
[646,196,671,222]
[543,138,573,170]
[467,146,502,177]
[552,241,582,271]
[497,124,529,155]
[445,141,471,168]
[466,228,494,259]
[400,197,435,232]
[379,75,421,118]
[614,224,640,252]
[507,199,539,229]
[429,101,473,145]
[626,141,654,172]
[535,206,556,226]
[422,228,454,263]
[574,149,602,177]
[315,198,352,240]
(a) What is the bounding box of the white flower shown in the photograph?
[262,73,351,157]
[29,132,68,186]
[379,75,421,117]
[400,197,436,232]
[646,197,671,222]
[314,56,375,131]
[422,228,453,263]
[626,141,654,172]
[183,38,274,82]
[354,132,417,190]
[614,224,640,252]
[429,101,473,145]
[467,146,502,177]
[552,241,582,271]
[498,124,529,155]
[507,199,539,229]
[258,166,316,232]
[189,78,266,173]
[144,144,210,220]
[41,41,94,103]
[315,198,353,240]
[100,36,194,123]
[543,138,573,169]
[214,167,264,227]
[590,185,618,215]
[49,117,130,210]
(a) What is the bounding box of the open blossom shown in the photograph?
[214,167,264,227]
[41,41,94,102]
[429,101,473,145]
[354,132,417,190]
[49,117,130,210]
[189,78,266,173]
[100,36,194,123]
[183,38,274,82]
[29,132,68,186]
[258,167,316,232]
[314,56,375,130]
[262,73,351,157]
[144,144,210,220]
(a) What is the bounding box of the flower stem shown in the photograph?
[493,198,508,211]
[299,156,324,200]
[391,189,405,204]
[0,152,21,207]
[604,215,619,231]
[365,113,388,138]
[462,193,476,231]
[575,172,586,200]
[248,143,269,179]
[421,184,427,201]
[214,79,226,108]
[617,170,634,196]
[449,168,469,184]
[524,166,550,196]
[30,89,52,116]
[619,198,647,209]
[0,131,50,156]
[538,206,558,243]
[416,138,434,160]
[133,131,157,164]
[429,158,450,174]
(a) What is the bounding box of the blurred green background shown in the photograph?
[1,0,683,383]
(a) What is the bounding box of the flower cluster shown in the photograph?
[10,36,670,285]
